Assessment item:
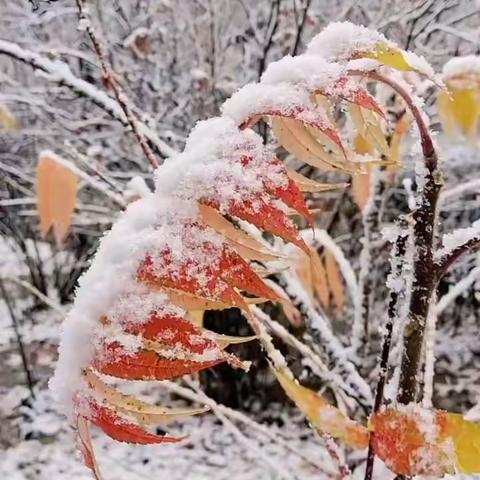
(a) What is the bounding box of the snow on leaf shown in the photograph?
[197,203,280,261]
[273,367,369,449]
[93,342,227,380]
[36,151,78,244]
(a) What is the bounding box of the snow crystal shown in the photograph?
[436,219,480,259]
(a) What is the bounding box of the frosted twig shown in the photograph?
[277,274,372,407]
[0,40,176,159]
[435,265,480,315]
[75,0,159,170]
[364,228,408,480]
[161,380,333,476]
[5,277,63,314]
[422,292,437,409]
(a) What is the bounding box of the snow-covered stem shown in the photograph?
[435,264,480,315]
[5,277,63,314]
[0,40,176,159]
[364,228,408,480]
[75,0,159,170]
[439,177,480,206]
[181,379,315,480]
[253,304,359,401]
[350,69,442,404]
[161,380,333,476]
[435,235,480,279]
[422,292,437,409]
[276,273,372,408]
[351,168,384,357]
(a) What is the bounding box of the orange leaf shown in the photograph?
[371,408,453,477]
[273,367,368,449]
[85,399,182,444]
[138,253,248,312]
[36,152,77,244]
[76,416,103,480]
[325,252,344,310]
[93,342,226,380]
[123,313,218,354]
[208,197,308,254]
[219,248,280,300]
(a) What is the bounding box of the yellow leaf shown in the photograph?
[351,170,371,212]
[76,416,103,480]
[271,117,355,172]
[350,104,390,157]
[272,367,368,449]
[36,152,78,244]
[438,86,479,140]
[187,310,204,328]
[439,412,480,474]
[325,251,344,311]
[286,169,349,193]
[362,43,414,72]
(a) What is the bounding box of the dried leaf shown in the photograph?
[309,248,330,308]
[273,367,368,449]
[36,152,78,244]
[349,104,390,157]
[76,416,103,480]
[84,370,208,425]
[325,251,344,310]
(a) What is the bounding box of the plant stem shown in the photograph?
[364,230,408,480]
[351,70,442,404]
[0,278,35,399]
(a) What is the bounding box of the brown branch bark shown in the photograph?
[350,70,443,404]
[435,235,480,280]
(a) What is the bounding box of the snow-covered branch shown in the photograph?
[0,39,176,159]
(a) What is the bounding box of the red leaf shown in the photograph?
[123,313,217,354]
[219,247,280,300]
[331,77,386,118]
[241,105,345,156]
[94,342,224,380]
[85,399,182,445]
[137,253,247,310]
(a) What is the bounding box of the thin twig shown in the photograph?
[364,229,408,480]
[75,0,159,170]
[0,278,35,399]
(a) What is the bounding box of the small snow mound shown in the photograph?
[442,55,480,79]
[307,22,389,61]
